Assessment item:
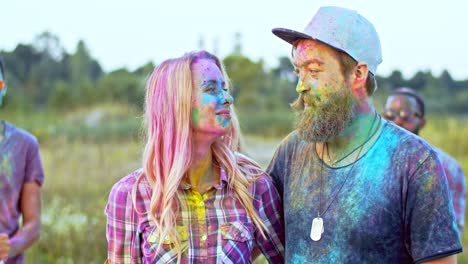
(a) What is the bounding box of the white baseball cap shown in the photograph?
[272,6,383,75]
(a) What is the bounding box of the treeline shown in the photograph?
[1,32,468,114]
[0,32,152,110]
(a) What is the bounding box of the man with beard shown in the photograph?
[268,6,461,263]
[384,87,465,237]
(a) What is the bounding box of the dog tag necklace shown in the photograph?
[310,212,324,241]
[310,113,379,241]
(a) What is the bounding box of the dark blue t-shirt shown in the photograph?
[268,121,461,263]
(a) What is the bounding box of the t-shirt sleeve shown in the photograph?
[447,161,466,234]
[406,151,462,263]
[267,134,295,197]
[105,179,141,264]
[267,148,285,197]
[452,165,466,233]
[24,137,45,186]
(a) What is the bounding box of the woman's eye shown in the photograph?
[204,85,215,92]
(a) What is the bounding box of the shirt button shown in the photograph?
[201,234,207,241]
[148,234,157,243]
[198,201,204,207]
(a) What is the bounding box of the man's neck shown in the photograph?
[317,101,381,165]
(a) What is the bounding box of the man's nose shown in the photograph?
[296,80,310,93]
[393,116,404,126]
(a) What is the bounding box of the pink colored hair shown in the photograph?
[134,51,267,261]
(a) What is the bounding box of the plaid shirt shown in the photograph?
[105,166,284,264]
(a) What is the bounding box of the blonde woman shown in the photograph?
[105,51,284,263]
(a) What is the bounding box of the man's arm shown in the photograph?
[423,255,457,264]
[8,181,41,258]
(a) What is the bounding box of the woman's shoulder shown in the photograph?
[236,155,275,191]
[108,170,149,203]
[106,170,151,217]
[234,152,266,178]
[111,170,142,190]
[252,173,276,193]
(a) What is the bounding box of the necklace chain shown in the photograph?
[317,112,381,218]
[325,114,378,166]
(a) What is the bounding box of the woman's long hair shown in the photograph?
[135,51,267,260]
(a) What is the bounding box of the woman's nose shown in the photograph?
[221,90,233,105]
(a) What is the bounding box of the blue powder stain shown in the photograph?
[292,254,307,264]
[215,115,230,128]
[201,94,212,105]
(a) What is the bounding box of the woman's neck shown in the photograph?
[188,146,219,193]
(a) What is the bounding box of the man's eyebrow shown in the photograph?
[293,59,324,67]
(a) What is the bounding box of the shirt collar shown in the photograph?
[179,167,228,191]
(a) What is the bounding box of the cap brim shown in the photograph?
[272,28,315,45]
[272,27,355,65]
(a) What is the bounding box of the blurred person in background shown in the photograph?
[0,58,44,263]
[105,50,284,263]
[268,6,461,263]
[384,87,466,236]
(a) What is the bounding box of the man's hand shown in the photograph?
[0,234,10,261]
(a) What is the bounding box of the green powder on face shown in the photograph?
[191,108,200,128]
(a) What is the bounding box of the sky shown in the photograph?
[2,0,468,79]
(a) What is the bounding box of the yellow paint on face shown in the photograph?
[292,39,347,98]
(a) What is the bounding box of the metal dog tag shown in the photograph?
[310,217,324,241]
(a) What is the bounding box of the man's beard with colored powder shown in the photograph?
[292,87,356,143]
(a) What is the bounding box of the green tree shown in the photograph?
[48,81,74,109]
[96,68,145,108]
[223,54,268,111]
[70,40,103,83]
[271,56,297,107]
[439,70,455,91]
[134,61,155,78]
[407,71,428,90]
[387,70,406,89]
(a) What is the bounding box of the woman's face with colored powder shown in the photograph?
[191,58,233,136]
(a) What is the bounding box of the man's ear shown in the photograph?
[353,63,369,83]
[350,63,369,95]
[419,118,426,131]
